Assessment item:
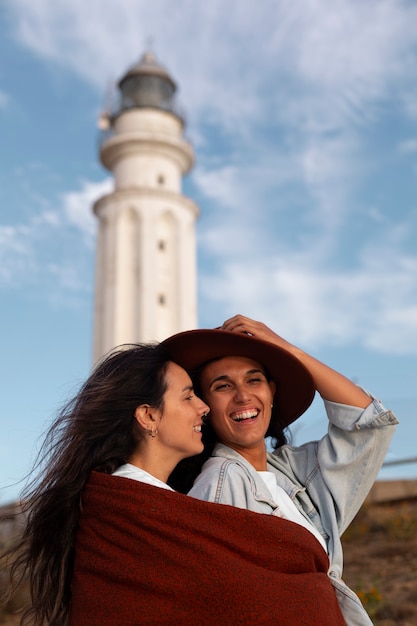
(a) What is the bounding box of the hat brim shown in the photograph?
[162,329,315,428]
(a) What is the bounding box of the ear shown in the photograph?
[134,404,160,431]
[268,380,276,400]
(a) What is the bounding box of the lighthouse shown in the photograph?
[93,51,199,362]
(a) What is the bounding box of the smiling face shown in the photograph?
[156,361,209,461]
[131,361,210,482]
[200,356,276,462]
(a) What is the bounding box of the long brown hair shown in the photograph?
[2,343,171,626]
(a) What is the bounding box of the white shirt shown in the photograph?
[112,463,174,491]
[258,470,327,552]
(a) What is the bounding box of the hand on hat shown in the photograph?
[220,315,296,355]
[220,315,370,409]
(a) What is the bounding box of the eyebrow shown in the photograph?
[208,369,266,387]
[181,384,194,393]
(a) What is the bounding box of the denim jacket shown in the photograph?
[189,396,398,626]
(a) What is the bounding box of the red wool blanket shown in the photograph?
[70,471,345,625]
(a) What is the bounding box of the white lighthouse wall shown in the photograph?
[93,68,198,362]
[113,154,181,193]
[93,190,198,361]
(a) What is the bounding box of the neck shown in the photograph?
[128,445,177,484]
[225,442,268,471]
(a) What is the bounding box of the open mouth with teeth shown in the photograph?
[193,425,202,432]
[231,409,259,422]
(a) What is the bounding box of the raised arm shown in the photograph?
[221,315,370,409]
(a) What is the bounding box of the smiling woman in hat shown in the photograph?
[3,338,351,626]
[163,314,399,626]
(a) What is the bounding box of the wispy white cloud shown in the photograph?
[399,138,417,154]
[0,178,110,291]
[7,0,417,126]
[198,176,417,356]
[0,90,10,108]
[4,0,417,355]
[297,132,361,231]
[7,0,417,196]
[0,224,33,284]
[62,178,112,240]
[199,245,417,356]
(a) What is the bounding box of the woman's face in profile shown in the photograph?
[200,356,275,456]
[156,362,208,459]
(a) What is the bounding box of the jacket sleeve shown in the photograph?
[276,396,398,534]
[319,397,398,530]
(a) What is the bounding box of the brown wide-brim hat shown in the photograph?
[162,329,316,428]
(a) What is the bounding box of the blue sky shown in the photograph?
[1,0,417,504]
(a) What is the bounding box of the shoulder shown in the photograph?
[194,456,253,488]
[188,456,256,505]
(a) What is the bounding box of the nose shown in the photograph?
[199,398,210,417]
[233,384,251,404]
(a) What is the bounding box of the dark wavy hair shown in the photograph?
[2,343,171,626]
[168,358,289,493]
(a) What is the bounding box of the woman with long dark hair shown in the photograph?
[3,343,208,625]
[163,314,399,625]
[4,321,386,625]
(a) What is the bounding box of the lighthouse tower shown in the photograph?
[93,52,199,362]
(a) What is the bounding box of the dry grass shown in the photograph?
[342,498,417,626]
